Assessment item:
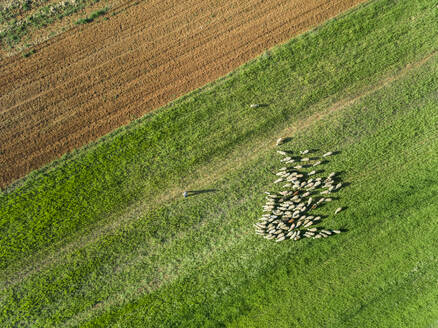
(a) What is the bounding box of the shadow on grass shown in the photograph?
[250,103,269,108]
[184,189,218,197]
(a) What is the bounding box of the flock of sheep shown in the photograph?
[254,137,344,242]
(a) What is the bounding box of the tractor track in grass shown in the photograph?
[0,0,366,188]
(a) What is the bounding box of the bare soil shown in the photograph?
[0,0,366,188]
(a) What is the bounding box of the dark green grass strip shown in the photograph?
[75,8,108,25]
[1,39,438,326]
[1,0,438,272]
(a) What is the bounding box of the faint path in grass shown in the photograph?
[301,49,438,127]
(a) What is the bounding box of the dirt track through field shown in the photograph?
[0,0,366,189]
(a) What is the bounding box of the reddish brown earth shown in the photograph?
[0,0,367,189]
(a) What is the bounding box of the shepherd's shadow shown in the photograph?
[184,189,218,197]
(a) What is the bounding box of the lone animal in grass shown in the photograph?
[276,137,285,146]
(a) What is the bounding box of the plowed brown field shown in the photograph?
[0,0,366,189]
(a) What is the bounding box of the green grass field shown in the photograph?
[1,0,438,326]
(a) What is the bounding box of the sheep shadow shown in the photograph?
[250,103,269,108]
